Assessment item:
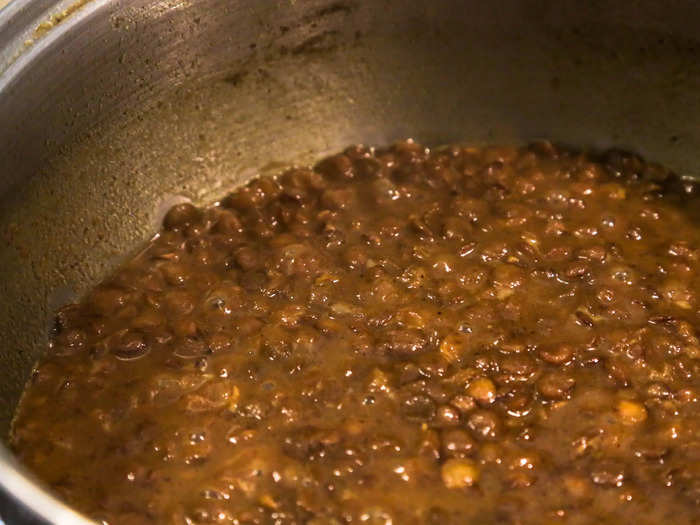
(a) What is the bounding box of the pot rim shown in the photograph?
[0,447,93,524]
[0,0,105,85]
[0,4,100,523]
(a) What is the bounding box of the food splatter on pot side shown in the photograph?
[11,141,700,524]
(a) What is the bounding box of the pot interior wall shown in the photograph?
[1,0,700,437]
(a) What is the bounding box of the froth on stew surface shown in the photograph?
[11,142,700,524]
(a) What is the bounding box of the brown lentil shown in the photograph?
[10,141,700,525]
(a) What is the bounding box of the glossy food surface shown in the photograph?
[11,142,700,524]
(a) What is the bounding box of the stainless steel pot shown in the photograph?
[1,0,699,522]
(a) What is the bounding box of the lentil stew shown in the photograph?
[10,142,700,524]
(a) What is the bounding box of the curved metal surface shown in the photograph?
[0,448,92,524]
[0,0,700,522]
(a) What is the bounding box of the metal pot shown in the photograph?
[1,0,699,522]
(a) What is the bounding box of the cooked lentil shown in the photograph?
[11,141,700,524]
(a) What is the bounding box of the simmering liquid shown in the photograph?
[11,142,700,524]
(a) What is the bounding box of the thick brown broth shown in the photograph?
[11,142,700,524]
